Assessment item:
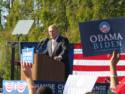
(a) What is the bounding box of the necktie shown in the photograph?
[52,39,55,53]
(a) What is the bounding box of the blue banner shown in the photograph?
[79,17,125,56]
[2,80,65,94]
[34,81,65,94]
[3,80,109,94]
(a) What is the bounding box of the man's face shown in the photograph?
[48,27,58,39]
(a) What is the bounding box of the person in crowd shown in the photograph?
[21,62,53,94]
[38,24,70,79]
[21,63,35,94]
[37,86,53,94]
[110,51,125,94]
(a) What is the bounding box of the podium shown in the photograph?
[21,53,65,81]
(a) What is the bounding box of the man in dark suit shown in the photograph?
[39,24,70,79]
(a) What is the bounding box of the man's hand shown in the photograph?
[54,56,62,62]
[21,62,32,80]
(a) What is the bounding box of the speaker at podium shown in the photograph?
[21,53,65,81]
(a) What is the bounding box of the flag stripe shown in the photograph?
[74,54,125,60]
[73,43,82,48]
[73,71,125,76]
[73,65,125,71]
[73,60,125,66]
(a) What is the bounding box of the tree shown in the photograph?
[0,32,11,82]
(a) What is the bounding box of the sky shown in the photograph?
[0,0,10,29]
[1,6,9,29]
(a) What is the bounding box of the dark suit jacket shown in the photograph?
[42,35,69,63]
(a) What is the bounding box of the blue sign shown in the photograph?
[79,17,125,56]
[2,80,28,94]
[21,48,34,64]
[3,80,109,94]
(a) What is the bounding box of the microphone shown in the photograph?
[35,38,49,52]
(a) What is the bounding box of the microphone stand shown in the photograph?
[35,38,49,53]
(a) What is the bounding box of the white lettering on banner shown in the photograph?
[23,52,32,57]
[40,84,55,90]
[93,86,106,91]
[58,84,64,90]
[58,84,64,94]
[40,84,55,94]
[93,41,122,50]
[89,33,123,50]
[90,33,123,43]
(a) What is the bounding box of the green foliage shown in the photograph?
[0,32,11,81]
[6,0,20,31]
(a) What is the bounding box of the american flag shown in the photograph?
[72,43,125,83]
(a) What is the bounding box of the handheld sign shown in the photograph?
[63,75,98,94]
[79,17,125,56]
[21,48,34,64]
